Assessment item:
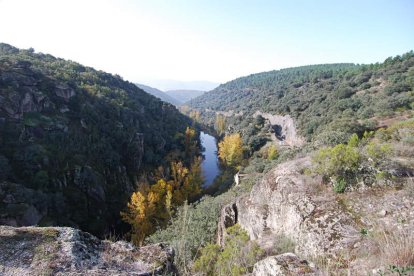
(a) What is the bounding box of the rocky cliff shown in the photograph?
[219,157,414,274]
[0,225,174,275]
[253,111,305,147]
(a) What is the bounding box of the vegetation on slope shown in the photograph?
[152,53,414,275]
[189,53,414,147]
[0,43,194,236]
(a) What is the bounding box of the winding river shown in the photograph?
[200,131,220,187]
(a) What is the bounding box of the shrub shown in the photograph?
[313,143,361,186]
[193,224,264,276]
[333,178,347,193]
[147,197,221,274]
[312,131,392,192]
[267,145,278,160]
[192,243,221,275]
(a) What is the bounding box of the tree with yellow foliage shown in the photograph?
[185,127,197,158]
[189,110,201,123]
[120,190,154,246]
[215,114,226,135]
[121,158,203,245]
[218,133,244,167]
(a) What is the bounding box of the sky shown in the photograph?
[0,0,413,86]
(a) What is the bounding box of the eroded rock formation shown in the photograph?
[219,157,361,259]
[254,111,305,147]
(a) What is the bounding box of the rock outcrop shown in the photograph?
[0,182,48,226]
[253,253,318,276]
[253,111,305,147]
[0,225,175,275]
[221,157,361,258]
[219,155,414,274]
[217,203,238,247]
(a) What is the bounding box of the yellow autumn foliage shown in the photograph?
[121,158,203,245]
[218,133,243,167]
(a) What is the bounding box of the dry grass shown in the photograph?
[311,251,354,276]
[375,227,414,268]
[404,177,414,198]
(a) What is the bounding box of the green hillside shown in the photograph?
[0,43,192,236]
[189,53,414,147]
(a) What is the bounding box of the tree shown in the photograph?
[120,190,155,246]
[189,110,201,123]
[218,133,243,167]
[215,114,226,135]
[121,159,203,245]
[185,127,197,158]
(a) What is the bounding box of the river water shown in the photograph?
[200,131,220,187]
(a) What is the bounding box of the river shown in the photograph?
[200,131,220,187]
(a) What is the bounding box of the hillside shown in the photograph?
[0,43,192,237]
[165,89,205,103]
[150,54,414,274]
[135,83,181,106]
[189,54,414,149]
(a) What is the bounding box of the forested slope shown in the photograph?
[190,53,414,145]
[0,43,192,236]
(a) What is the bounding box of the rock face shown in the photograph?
[216,203,238,247]
[222,157,361,259]
[253,253,318,276]
[253,111,305,147]
[0,225,175,275]
[0,182,48,227]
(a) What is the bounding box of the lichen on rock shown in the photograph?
[0,225,175,275]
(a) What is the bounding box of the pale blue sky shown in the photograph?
[0,0,413,84]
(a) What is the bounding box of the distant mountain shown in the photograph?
[139,79,219,91]
[165,89,205,103]
[135,83,181,106]
[0,43,192,237]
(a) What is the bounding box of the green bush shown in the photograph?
[333,178,346,193]
[147,197,221,273]
[193,224,264,276]
[313,143,360,184]
[313,132,392,192]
